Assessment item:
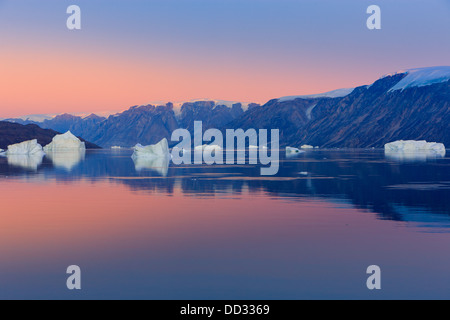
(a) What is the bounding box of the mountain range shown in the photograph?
[4,66,449,148]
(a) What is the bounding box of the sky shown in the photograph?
[0,0,449,118]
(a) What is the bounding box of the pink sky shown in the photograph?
[0,0,448,118]
[0,45,370,118]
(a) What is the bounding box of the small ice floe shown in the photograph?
[111,146,121,149]
[248,145,268,150]
[384,140,446,161]
[286,146,305,157]
[301,145,314,149]
[5,139,45,156]
[44,131,86,152]
[299,172,309,176]
[286,146,302,153]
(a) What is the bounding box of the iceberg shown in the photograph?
[385,140,445,153]
[43,131,86,152]
[6,139,45,156]
[301,145,314,149]
[132,138,170,159]
[111,146,121,149]
[132,139,170,175]
[385,140,446,161]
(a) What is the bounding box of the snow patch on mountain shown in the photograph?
[141,99,253,114]
[387,66,450,92]
[278,88,354,102]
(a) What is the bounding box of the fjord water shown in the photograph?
[0,149,449,299]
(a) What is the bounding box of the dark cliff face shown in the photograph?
[226,97,317,144]
[83,104,179,148]
[228,74,449,148]
[0,122,100,150]
[295,76,450,148]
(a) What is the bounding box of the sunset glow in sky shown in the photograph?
[0,0,449,118]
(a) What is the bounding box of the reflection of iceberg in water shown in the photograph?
[385,150,446,162]
[46,149,86,171]
[7,153,44,171]
[132,155,169,176]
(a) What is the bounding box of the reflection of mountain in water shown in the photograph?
[0,149,449,228]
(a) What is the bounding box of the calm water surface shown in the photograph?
[0,149,449,299]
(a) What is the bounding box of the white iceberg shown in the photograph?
[286,146,304,155]
[111,146,121,149]
[385,140,446,161]
[43,131,86,153]
[7,154,44,171]
[132,138,170,159]
[385,140,445,153]
[6,139,45,156]
[301,145,314,149]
